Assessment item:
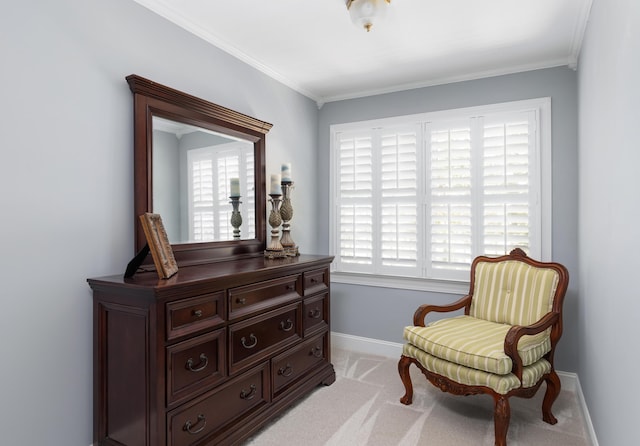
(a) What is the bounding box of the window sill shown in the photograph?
[330,272,469,295]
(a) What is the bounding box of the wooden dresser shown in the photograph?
[89,254,335,446]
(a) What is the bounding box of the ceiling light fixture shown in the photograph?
[346,0,391,32]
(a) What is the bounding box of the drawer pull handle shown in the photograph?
[240,384,257,400]
[309,308,321,319]
[278,363,293,377]
[279,318,294,332]
[183,414,206,435]
[311,277,318,283]
[310,346,323,358]
[192,309,203,318]
[186,353,208,372]
[236,297,246,305]
[241,334,258,349]
[286,284,295,291]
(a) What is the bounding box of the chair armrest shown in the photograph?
[504,312,560,379]
[413,295,472,326]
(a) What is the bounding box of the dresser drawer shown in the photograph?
[167,362,269,446]
[229,303,302,375]
[166,329,226,407]
[229,274,302,320]
[166,292,225,341]
[303,268,329,296]
[303,292,329,337]
[271,332,328,397]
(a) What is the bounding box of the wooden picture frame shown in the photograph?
[139,213,178,279]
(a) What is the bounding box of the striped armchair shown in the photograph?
[398,248,569,446]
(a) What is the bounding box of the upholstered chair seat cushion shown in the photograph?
[403,315,551,375]
[402,343,552,395]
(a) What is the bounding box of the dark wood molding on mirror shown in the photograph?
[127,74,272,266]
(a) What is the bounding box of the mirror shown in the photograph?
[152,116,256,243]
[127,75,272,265]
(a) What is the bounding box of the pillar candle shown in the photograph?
[230,177,240,197]
[270,174,282,195]
[281,163,292,182]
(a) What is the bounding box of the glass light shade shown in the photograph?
[348,0,390,32]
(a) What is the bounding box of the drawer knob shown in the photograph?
[286,284,295,291]
[310,346,323,358]
[192,309,203,318]
[241,334,258,349]
[183,414,206,435]
[278,363,293,377]
[240,384,257,400]
[236,297,246,305]
[308,308,321,319]
[279,318,294,332]
[186,353,209,372]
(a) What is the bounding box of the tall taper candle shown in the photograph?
[230,177,240,197]
[281,163,292,182]
[270,174,282,195]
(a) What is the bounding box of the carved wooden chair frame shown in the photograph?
[398,248,569,446]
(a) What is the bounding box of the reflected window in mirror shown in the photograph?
[152,116,255,244]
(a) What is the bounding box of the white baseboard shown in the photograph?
[332,331,403,358]
[571,373,600,446]
[330,331,598,446]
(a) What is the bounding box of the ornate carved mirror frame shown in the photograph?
[127,74,272,266]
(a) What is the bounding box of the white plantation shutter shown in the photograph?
[380,129,419,271]
[188,143,254,241]
[244,150,256,239]
[330,98,548,286]
[481,113,535,257]
[428,123,473,278]
[335,126,420,276]
[191,159,215,241]
[427,112,538,280]
[337,132,374,269]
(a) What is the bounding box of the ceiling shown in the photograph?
[132,0,592,106]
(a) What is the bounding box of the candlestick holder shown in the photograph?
[279,181,299,256]
[229,196,242,240]
[265,194,287,258]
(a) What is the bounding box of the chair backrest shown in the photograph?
[468,249,566,326]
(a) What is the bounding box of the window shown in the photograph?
[330,98,551,291]
[188,142,255,241]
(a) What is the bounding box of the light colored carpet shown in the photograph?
[245,348,590,446]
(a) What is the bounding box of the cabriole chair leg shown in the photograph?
[398,355,414,405]
[542,370,561,424]
[493,395,510,446]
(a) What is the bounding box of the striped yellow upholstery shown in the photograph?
[469,260,560,326]
[403,315,550,375]
[402,343,551,395]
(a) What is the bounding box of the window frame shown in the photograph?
[329,98,552,294]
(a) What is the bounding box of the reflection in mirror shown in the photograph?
[152,116,255,244]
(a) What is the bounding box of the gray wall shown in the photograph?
[319,66,580,373]
[578,0,640,444]
[153,130,180,241]
[0,1,319,445]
